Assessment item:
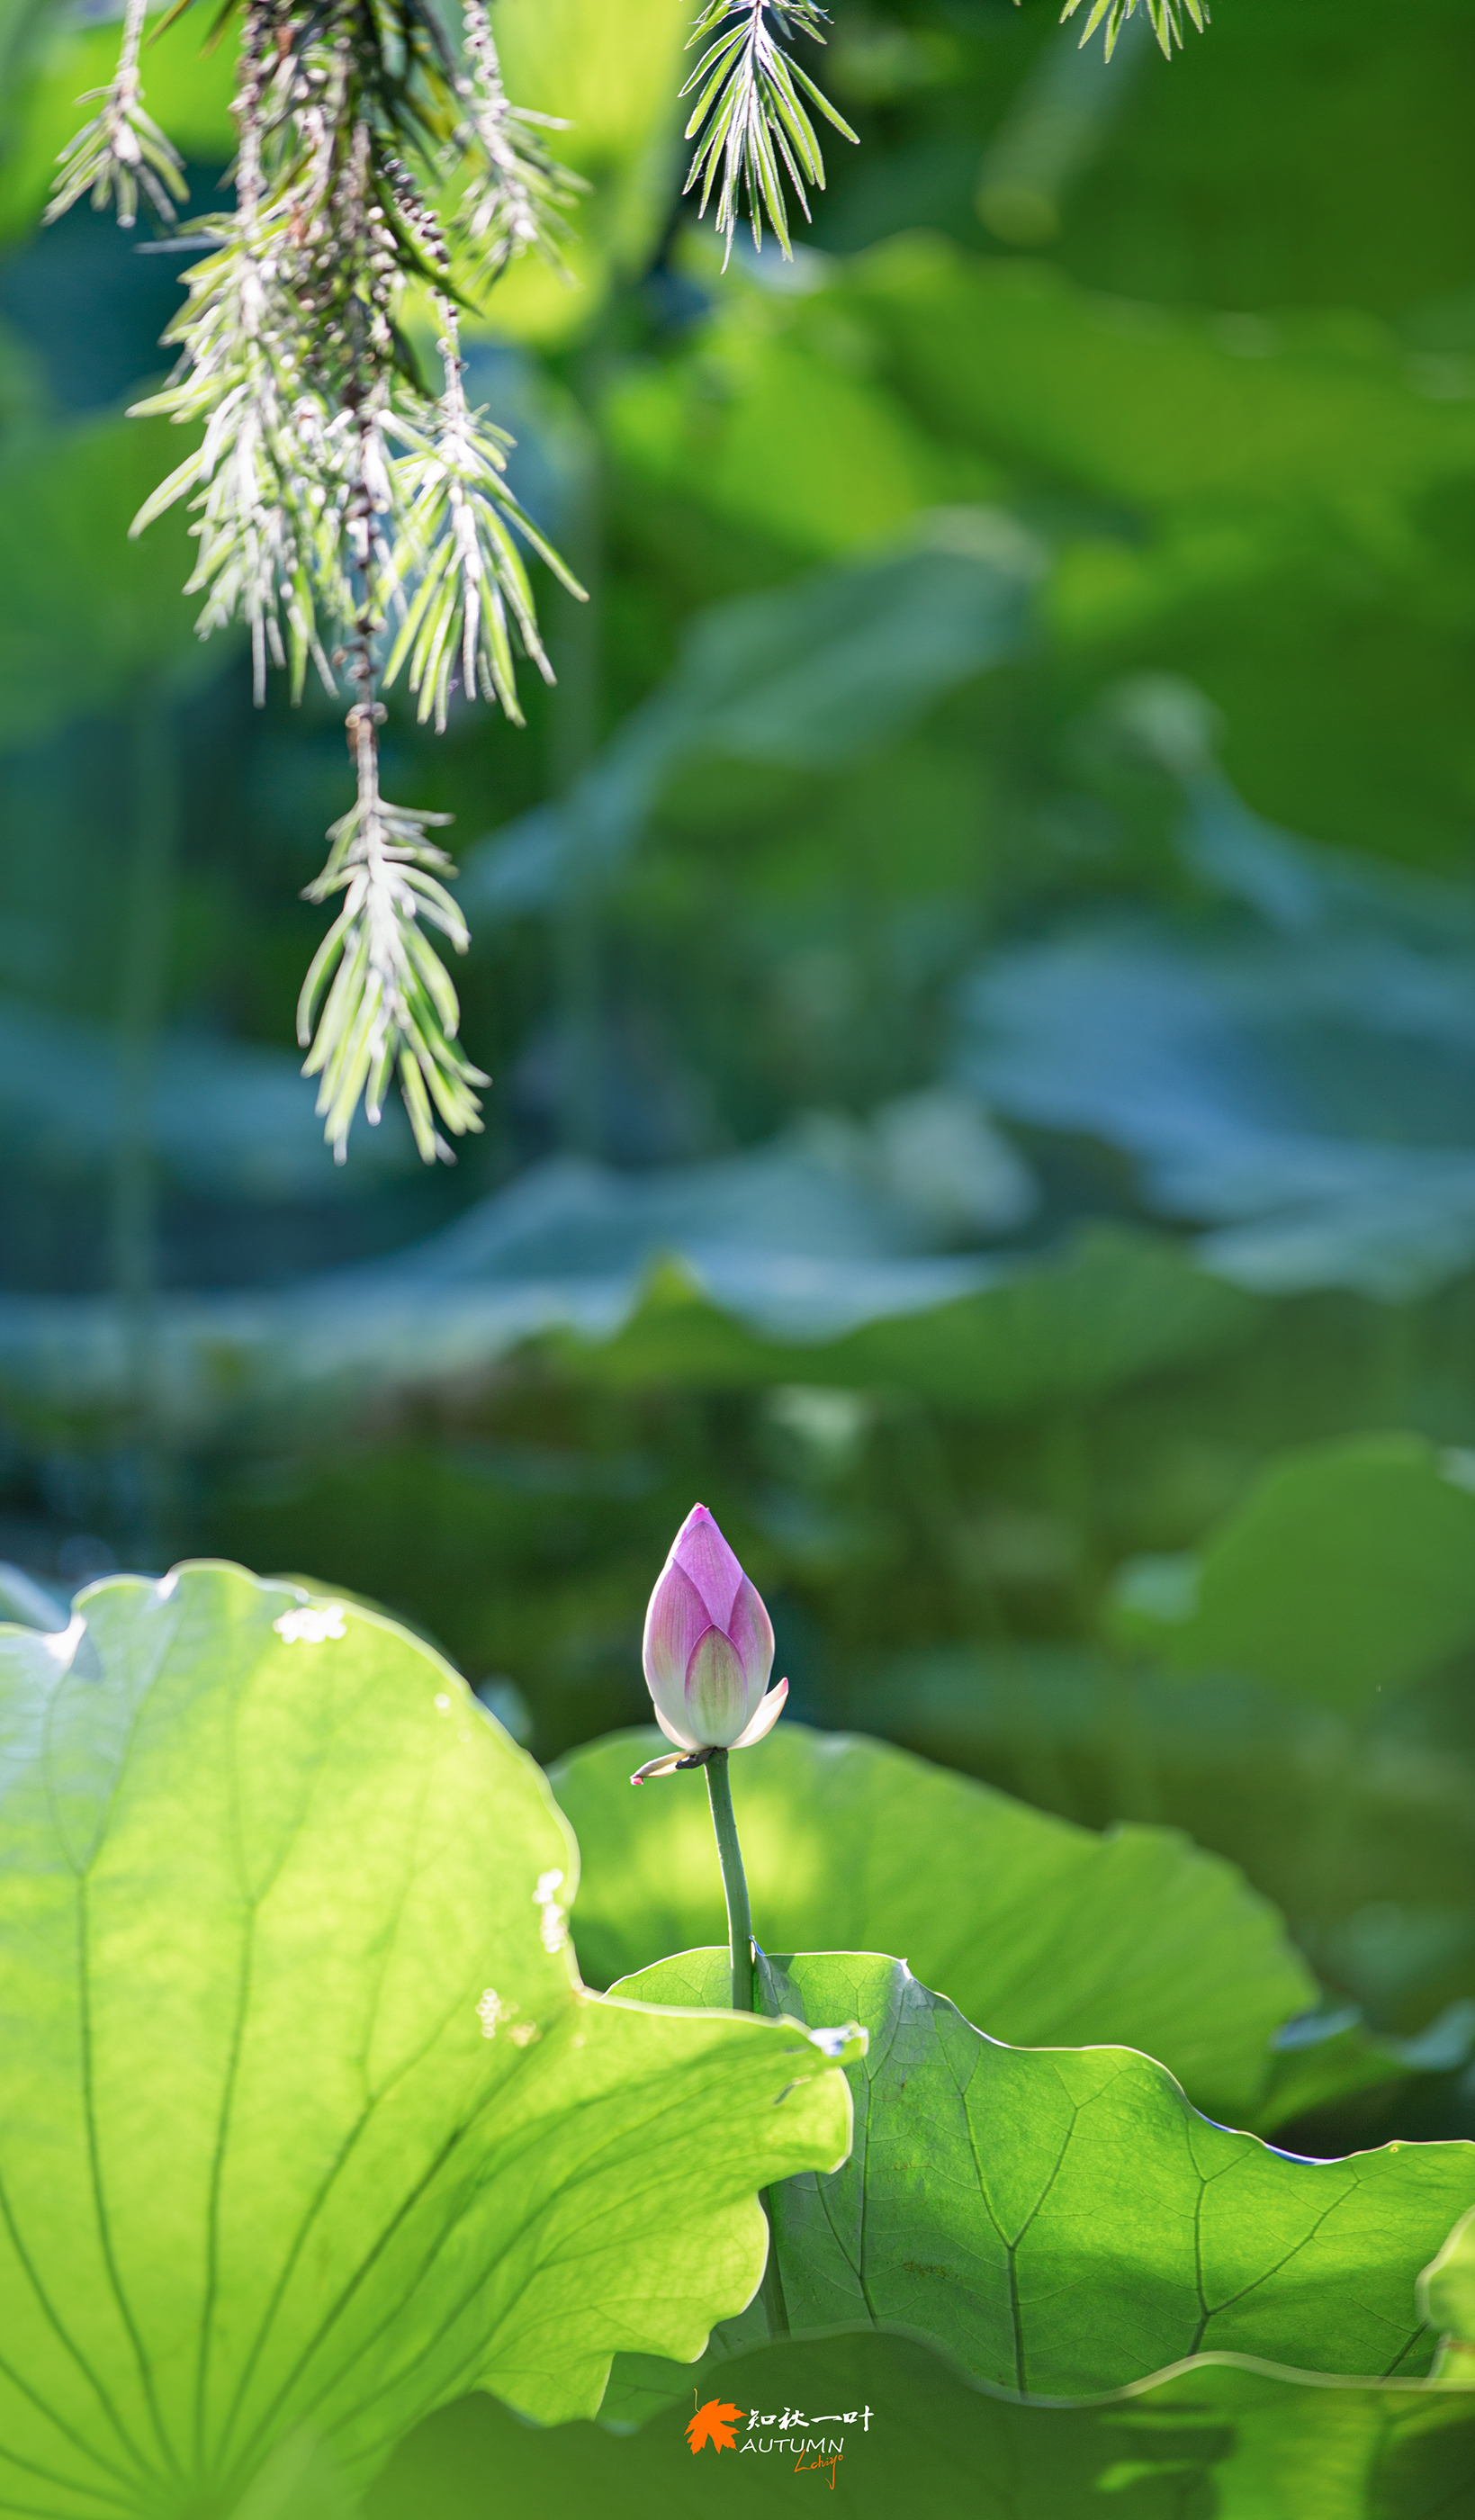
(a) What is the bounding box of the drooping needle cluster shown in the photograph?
[681,1,857,263]
[49,0,1188,1161]
[1058,0,1209,61]
[54,0,585,1163]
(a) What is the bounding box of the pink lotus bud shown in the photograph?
[632,1504,788,1781]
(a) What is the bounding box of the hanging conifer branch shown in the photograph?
[681,0,857,263]
[298,705,489,1165]
[46,0,188,229]
[452,0,586,284]
[71,3,1255,1162]
[58,0,587,1164]
[50,0,1211,1165]
[130,1,337,704]
[382,292,584,732]
[1057,0,1209,62]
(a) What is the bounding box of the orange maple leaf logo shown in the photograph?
[687,2396,743,2454]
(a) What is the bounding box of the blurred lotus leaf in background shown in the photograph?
[1110,1435,1475,1711]
[369,2324,1475,2520]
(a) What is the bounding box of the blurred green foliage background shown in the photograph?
[4,0,1475,2157]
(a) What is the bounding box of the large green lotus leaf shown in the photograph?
[0,1562,855,2516]
[550,1722,1316,2124]
[464,520,1039,916]
[367,2324,1475,2520]
[1109,1434,1475,1711]
[554,1224,1260,1417]
[603,1952,1475,2406]
[224,2434,360,2520]
[1059,0,1475,318]
[1420,2202,1475,2380]
[850,238,1475,530]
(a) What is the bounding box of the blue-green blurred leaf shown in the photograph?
[0,996,415,1194]
[464,514,1041,918]
[1109,1434,1475,1713]
[961,779,1475,1300]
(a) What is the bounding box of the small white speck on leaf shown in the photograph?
[808,2022,864,2060]
[533,1868,569,1953]
[273,1604,346,1645]
[42,1615,86,1671]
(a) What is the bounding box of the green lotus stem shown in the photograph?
[702,1746,788,2328]
[704,1750,754,2012]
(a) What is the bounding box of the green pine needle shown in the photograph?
[297,734,489,1166]
[1058,0,1209,61]
[682,1,858,262]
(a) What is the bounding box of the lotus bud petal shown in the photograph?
[732,1674,788,1749]
[683,1626,748,1746]
[638,1503,786,1766]
[630,1747,692,1784]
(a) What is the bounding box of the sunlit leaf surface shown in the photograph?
[553,1721,1316,2121]
[604,1951,1475,2403]
[0,1563,853,2513]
